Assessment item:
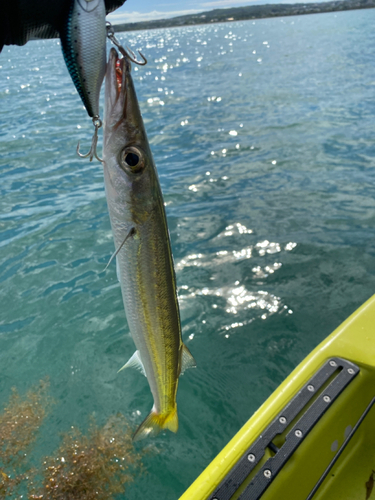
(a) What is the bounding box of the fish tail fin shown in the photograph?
[133,406,178,442]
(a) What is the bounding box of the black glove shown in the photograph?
[0,0,126,51]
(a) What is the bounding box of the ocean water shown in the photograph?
[1,8,375,499]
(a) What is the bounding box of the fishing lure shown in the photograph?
[60,0,107,162]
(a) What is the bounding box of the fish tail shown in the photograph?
[133,406,178,442]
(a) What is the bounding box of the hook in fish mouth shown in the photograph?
[107,48,137,96]
[104,45,148,140]
[106,22,147,66]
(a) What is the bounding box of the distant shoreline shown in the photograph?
[113,0,375,33]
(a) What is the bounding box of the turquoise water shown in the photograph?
[1,8,375,498]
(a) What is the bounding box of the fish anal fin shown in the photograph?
[133,406,178,442]
[118,350,146,377]
[165,406,179,433]
[180,343,196,375]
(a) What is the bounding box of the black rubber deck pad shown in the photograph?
[208,357,359,500]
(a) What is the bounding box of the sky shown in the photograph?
[107,0,327,24]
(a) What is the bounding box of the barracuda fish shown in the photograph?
[103,47,196,441]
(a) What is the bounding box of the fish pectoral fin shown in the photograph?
[118,350,146,377]
[133,406,178,442]
[116,258,121,283]
[180,344,196,375]
[103,226,136,273]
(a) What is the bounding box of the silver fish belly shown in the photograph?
[103,48,195,441]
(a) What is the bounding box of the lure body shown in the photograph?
[61,0,106,117]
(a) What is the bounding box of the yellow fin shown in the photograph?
[133,406,178,442]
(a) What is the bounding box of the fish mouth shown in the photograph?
[105,48,125,113]
[104,46,144,140]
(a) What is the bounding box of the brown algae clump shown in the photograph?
[0,379,52,498]
[31,414,142,500]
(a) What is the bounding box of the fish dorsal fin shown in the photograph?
[118,350,146,377]
[180,344,196,375]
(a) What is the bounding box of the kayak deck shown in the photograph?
[180,294,375,500]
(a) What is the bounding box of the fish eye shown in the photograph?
[126,152,139,166]
[120,146,145,173]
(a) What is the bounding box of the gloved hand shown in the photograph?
[0,0,126,51]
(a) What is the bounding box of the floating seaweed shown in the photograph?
[29,414,142,500]
[0,381,143,500]
[0,378,52,499]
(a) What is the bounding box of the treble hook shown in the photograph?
[77,116,103,163]
[106,22,147,66]
[124,45,147,66]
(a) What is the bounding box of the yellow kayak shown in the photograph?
[180,294,375,500]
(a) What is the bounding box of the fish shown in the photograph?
[366,470,375,500]
[103,47,196,441]
[60,0,106,118]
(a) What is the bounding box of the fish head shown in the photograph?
[103,48,160,221]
